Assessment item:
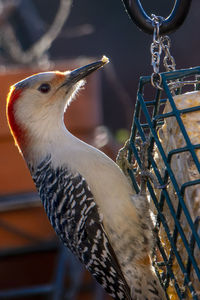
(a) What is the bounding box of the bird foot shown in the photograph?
[141,170,168,189]
[116,139,135,176]
[135,137,167,190]
[116,137,167,190]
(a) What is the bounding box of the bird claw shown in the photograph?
[141,170,168,189]
[135,137,167,190]
[116,139,135,176]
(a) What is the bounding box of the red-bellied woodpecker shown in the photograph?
[6,56,166,300]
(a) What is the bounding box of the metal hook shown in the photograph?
[122,0,192,35]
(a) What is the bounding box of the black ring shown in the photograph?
[122,0,192,35]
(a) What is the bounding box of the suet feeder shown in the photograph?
[122,0,200,299]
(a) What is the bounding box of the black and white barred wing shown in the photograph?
[31,156,131,300]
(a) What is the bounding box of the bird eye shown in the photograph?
[38,83,51,93]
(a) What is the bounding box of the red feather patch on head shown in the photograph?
[6,86,27,151]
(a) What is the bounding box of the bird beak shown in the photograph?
[67,56,109,84]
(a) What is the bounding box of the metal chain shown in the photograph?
[150,16,163,89]
[150,15,176,89]
[161,36,176,71]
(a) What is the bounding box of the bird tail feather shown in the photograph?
[131,265,167,300]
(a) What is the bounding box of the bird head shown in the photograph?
[6,56,109,158]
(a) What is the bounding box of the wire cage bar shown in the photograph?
[128,66,200,299]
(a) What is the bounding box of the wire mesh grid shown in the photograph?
[128,67,200,299]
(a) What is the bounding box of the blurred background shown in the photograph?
[0,0,199,299]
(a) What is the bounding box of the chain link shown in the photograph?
[150,15,176,89]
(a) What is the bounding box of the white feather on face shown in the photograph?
[13,71,85,147]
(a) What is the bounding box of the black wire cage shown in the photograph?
[128,66,200,299]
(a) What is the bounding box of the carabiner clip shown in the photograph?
[122,0,192,35]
